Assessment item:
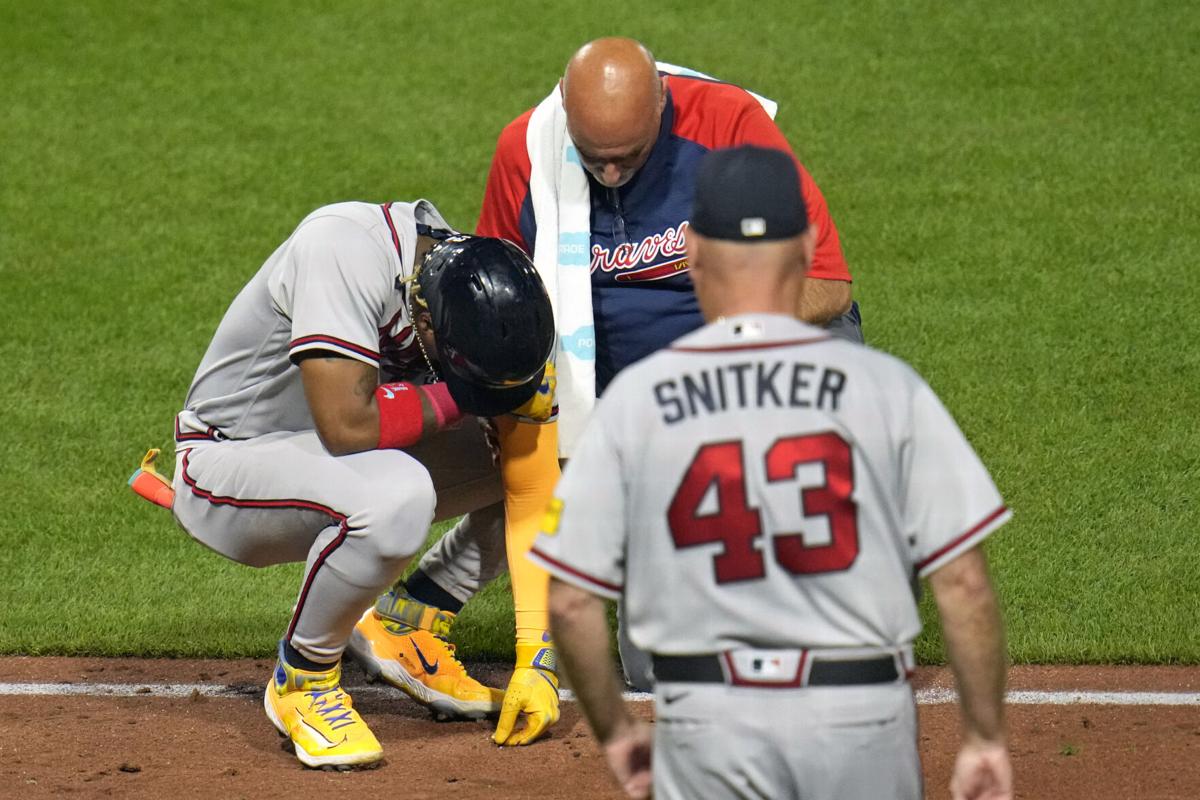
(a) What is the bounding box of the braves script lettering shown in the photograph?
[591,222,689,274]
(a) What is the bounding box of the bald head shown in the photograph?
[562,38,667,187]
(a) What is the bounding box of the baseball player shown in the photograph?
[164,199,555,768]
[360,36,862,703]
[536,147,1013,800]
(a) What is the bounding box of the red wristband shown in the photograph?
[418,382,464,428]
[375,383,425,449]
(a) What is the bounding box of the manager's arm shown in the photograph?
[550,578,652,799]
[927,546,1012,800]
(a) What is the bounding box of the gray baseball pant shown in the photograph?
[652,681,920,799]
[172,431,435,664]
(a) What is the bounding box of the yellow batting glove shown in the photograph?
[492,643,560,746]
[510,360,557,424]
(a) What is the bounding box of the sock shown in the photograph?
[404,569,464,614]
[282,639,337,673]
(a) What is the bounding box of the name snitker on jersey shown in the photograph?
[653,359,847,424]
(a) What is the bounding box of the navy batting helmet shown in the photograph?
[415,235,555,418]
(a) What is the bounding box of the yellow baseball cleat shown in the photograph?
[263,643,383,770]
[349,607,504,720]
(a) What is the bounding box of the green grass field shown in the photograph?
[2,1,1197,664]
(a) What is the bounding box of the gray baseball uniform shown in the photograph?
[173,200,500,664]
[531,313,1010,800]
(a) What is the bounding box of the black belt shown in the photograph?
[653,653,901,687]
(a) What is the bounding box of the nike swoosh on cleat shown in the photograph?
[298,718,348,749]
[663,691,690,704]
[411,641,439,675]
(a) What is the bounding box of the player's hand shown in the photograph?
[493,643,560,746]
[510,360,556,423]
[950,738,1012,800]
[602,718,653,799]
[492,665,560,745]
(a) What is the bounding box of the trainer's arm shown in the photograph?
[798,276,853,325]
[549,577,633,744]
[476,111,534,250]
[299,355,435,455]
[928,546,1013,800]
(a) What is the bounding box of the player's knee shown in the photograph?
[363,465,437,562]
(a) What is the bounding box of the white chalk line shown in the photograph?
[1,682,1198,706]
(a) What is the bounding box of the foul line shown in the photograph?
[915,687,1200,706]
[0,682,1197,706]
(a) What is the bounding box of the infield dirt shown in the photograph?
[1,659,1196,799]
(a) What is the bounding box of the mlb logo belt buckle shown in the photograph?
[723,649,806,687]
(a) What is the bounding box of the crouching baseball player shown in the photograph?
[536,147,1014,799]
[162,200,556,769]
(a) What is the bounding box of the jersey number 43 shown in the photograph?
[667,433,859,584]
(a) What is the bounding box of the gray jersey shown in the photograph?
[531,313,1009,655]
[176,200,449,444]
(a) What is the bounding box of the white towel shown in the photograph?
[526,83,593,457]
[525,63,777,456]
